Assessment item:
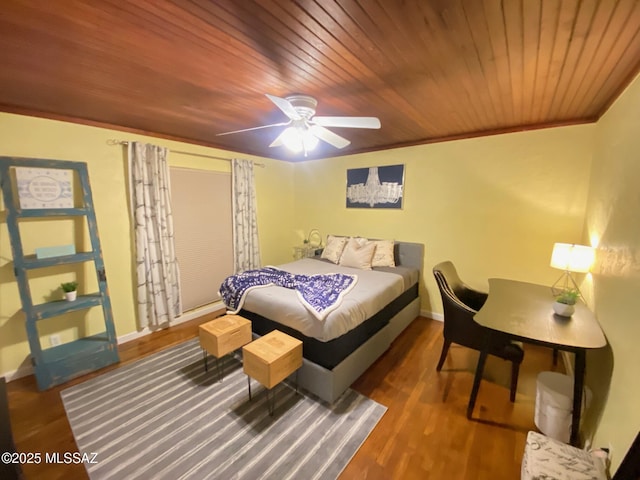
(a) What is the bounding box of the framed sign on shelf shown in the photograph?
[15,167,73,209]
[346,164,404,209]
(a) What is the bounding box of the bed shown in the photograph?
[221,239,424,403]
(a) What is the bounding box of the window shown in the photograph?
[170,167,233,311]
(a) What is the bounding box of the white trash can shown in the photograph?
[534,371,592,443]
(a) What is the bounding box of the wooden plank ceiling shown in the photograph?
[1,0,640,161]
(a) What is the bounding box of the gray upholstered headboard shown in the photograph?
[320,236,424,275]
[395,241,425,274]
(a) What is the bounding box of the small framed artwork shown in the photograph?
[15,167,73,209]
[346,164,404,209]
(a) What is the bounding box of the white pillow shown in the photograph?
[321,235,347,264]
[339,237,376,270]
[371,239,396,267]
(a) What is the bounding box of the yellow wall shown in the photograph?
[0,112,295,376]
[2,81,637,469]
[583,72,640,470]
[290,77,639,469]
[293,125,595,313]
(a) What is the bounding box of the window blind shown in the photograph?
[170,167,233,311]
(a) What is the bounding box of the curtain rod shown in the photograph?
[107,139,265,167]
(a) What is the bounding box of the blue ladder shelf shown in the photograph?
[0,157,119,390]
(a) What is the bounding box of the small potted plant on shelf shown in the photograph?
[553,289,579,317]
[61,281,78,302]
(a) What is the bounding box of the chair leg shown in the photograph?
[552,348,559,366]
[510,361,520,402]
[436,339,451,371]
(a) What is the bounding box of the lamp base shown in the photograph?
[550,270,583,299]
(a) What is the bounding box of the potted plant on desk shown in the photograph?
[61,281,78,302]
[553,289,579,317]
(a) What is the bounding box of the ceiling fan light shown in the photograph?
[301,128,319,151]
[281,127,303,152]
[281,126,319,153]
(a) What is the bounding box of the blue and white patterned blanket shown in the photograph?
[219,266,357,321]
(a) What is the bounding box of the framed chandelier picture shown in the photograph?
[346,164,404,209]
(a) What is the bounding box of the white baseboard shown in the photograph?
[2,365,34,383]
[117,303,225,345]
[2,303,226,382]
[422,309,443,321]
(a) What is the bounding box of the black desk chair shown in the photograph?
[433,261,524,401]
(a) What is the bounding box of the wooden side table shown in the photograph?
[243,330,303,415]
[199,314,252,381]
[293,245,319,259]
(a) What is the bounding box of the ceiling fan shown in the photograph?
[216,94,381,155]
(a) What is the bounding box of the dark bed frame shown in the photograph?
[241,241,424,404]
[241,284,418,370]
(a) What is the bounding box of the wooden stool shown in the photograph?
[243,330,303,415]
[198,314,252,381]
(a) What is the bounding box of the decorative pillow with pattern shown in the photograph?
[521,431,607,480]
[339,237,376,270]
[321,235,347,264]
[371,239,396,267]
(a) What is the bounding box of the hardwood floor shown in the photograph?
[6,315,561,479]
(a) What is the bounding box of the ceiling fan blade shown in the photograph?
[310,125,351,149]
[216,122,289,136]
[312,116,381,129]
[265,94,301,121]
[268,129,288,148]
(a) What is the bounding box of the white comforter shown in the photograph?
[240,258,406,342]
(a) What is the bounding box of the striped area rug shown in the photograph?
[61,338,386,480]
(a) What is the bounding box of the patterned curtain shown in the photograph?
[128,142,182,329]
[232,159,261,272]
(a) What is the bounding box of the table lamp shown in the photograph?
[550,243,595,297]
[307,229,322,248]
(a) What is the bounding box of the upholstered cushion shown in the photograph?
[371,239,395,267]
[521,431,607,480]
[339,237,376,270]
[321,235,347,264]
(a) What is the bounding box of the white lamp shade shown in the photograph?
[281,127,303,152]
[282,127,319,153]
[550,243,595,273]
[302,129,319,151]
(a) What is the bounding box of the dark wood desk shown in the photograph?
[467,279,606,446]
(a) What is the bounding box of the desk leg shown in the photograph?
[570,349,586,446]
[467,340,490,419]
